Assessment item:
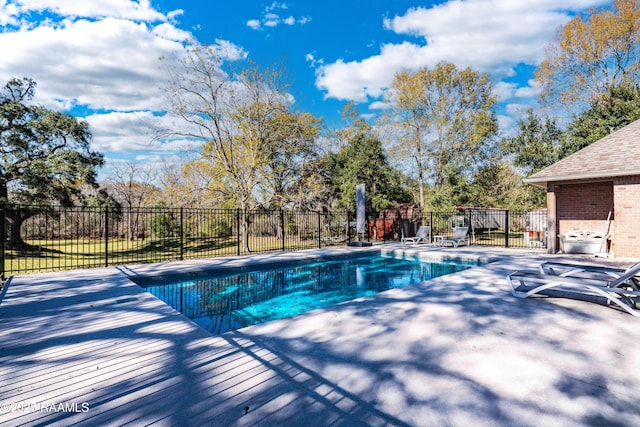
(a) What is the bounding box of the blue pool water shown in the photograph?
[140,254,479,335]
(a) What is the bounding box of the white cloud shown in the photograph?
[86,111,160,153]
[497,114,516,137]
[247,2,310,31]
[369,101,391,111]
[0,17,185,111]
[266,2,287,12]
[264,13,280,27]
[11,0,168,22]
[493,82,517,102]
[505,103,533,117]
[246,19,260,30]
[0,0,247,165]
[0,0,18,26]
[305,52,323,68]
[166,9,184,22]
[514,79,543,98]
[315,0,608,104]
[316,42,424,102]
[152,22,191,41]
[86,111,201,155]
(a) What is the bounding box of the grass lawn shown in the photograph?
[3,231,541,277]
[3,234,335,276]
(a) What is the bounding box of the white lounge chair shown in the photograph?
[506,261,640,316]
[438,227,469,247]
[538,261,638,280]
[401,226,431,245]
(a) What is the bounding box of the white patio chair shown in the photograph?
[401,226,431,246]
[438,227,469,247]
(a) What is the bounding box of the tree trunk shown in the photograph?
[241,213,251,253]
[414,126,425,211]
[5,207,29,249]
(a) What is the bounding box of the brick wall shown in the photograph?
[613,175,640,258]
[552,178,640,258]
[555,181,614,238]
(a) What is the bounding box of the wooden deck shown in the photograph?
[1,246,640,426]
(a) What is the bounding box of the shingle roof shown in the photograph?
[525,119,640,187]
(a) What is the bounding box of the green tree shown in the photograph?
[0,78,103,204]
[150,212,178,238]
[501,109,563,176]
[0,78,104,246]
[257,110,322,210]
[535,0,640,110]
[469,161,545,211]
[563,83,640,157]
[289,153,340,212]
[82,188,122,216]
[81,188,123,238]
[385,62,498,211]
[330,132,411,212]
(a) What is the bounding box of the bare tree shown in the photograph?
[105,162,158,240]
[535,0,640,110]
[384,62,498,210]
[161,45,321,252]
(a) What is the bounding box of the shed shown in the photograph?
[525,119,640,258]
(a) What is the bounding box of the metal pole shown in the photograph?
[317,211,321,248]
[281,209,285,252]
[180,207,184,260]
[104,209,109,267]
[236,209,241,256]
[1,207,5,281]
[430,211,434,243]
[505,210,510,248]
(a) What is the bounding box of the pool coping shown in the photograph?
[126,243,500,287]
[133,245,490,335]
[120,243,507,280]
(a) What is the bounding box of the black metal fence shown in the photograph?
[1,206,547,278]
[414,209,547,249]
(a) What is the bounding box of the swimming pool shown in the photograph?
[139,253,479,335]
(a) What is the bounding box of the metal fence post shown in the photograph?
[280,209,285,252]
[1,207,5,281]
[180,207,184,260]
[236,208,241,256]
[505,210,510,248]
[104,209,109,267]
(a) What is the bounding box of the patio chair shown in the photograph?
[506,261,640,316]
[401,225,431,245]
[538,261,640,281]
[438,227,469,247]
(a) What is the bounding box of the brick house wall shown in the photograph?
[529,121,640,258]
[555,181,614,236]
[612,175,640,258]
[550,177,640,258]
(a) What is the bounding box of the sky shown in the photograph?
[0,0,613,178]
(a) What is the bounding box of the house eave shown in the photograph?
[524,170,638,187]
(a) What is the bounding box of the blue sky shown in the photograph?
[0,0,612,177]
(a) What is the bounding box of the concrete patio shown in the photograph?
[1,245,639,426]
